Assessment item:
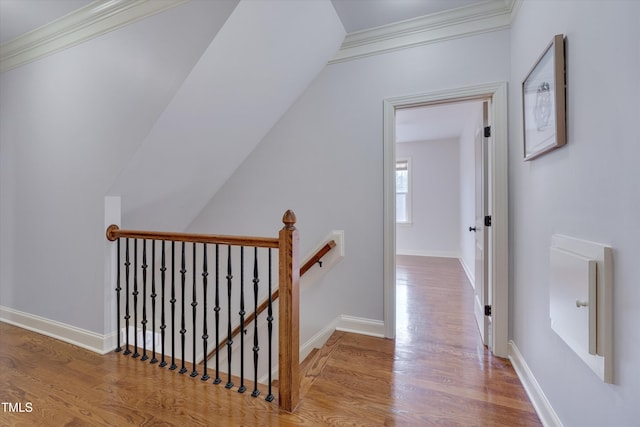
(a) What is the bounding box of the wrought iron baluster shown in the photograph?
[141,239,148,361]
[190,242,198,378]
[179,242,187,374]
[251,247,260,397]
[214,244,221,384]
[201,244,210,381]
[266,248,274,402]
[225,245,234,389]
[169,241,177,370]
[132,239,140,358]
[238,246,246,393]
[160,240,167,368]
[150,240,158,364]
[124,239,131,356]
[115,238,122,353]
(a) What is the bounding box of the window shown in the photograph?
[396,159,411,223]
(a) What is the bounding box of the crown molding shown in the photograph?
[510,0,524,23]
[330,0,515,64]
[0,0,188,73]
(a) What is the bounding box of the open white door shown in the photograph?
[472,101,491,346]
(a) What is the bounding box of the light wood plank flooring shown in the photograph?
[0,255,540,426]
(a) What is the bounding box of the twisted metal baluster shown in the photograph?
[150,240,158,364]
[213,244,221,384]
[238,246,246,393]
[201,244,210,381]
[132,239,139,358]
[159,241,167,368]
[123,239,131,356]
[251,247,260,397]
[266,248,274,402]
[190,242,198,378]
[179,242,187,374]
[141,239,148,361]
[115,238,122,353]
[225,245,234,389]
[169,242,177,370]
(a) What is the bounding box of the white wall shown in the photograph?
[189,29,510,346]
[108,0,344,231]
[396,138,460,257]
[0,1,236,333]
[509,1,640,426]
[459,106,483,282]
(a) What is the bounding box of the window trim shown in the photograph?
[395,157,412,224]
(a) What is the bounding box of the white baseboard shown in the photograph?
[301,318,339,361]
[301,314,386,359]
[458,256,475,288]
[259,314,386,384]
[0,305,115,354]
[0,304,384,375]
[396,249,460,258]
[509,340,563,427]
[335,315,385,337]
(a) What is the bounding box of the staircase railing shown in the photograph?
[106,210,301,412]
[205,239,336,362]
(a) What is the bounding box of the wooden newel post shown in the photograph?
[278,209,300,412]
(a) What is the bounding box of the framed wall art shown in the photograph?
[522,34,566,160]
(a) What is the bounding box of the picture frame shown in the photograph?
[522,34,566,160]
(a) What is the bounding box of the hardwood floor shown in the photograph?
[0,256,541,426]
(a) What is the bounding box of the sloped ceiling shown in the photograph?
[108,0,345,230]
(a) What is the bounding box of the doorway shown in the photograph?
[383,82,509,358]
[394,100,489,347]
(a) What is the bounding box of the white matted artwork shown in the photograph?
[522,34,566,160]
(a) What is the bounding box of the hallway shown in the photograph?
[392,255,541,425]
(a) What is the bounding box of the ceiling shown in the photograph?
[0,0,497,44]
[0,0,494,141]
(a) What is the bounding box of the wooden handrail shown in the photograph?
[205,239,336,359]
[210,288,280,355]
[300,240,336,276]
[105,225,279,248]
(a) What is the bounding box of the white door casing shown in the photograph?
[383,82,509,358]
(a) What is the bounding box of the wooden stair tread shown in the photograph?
[299,331,345,398]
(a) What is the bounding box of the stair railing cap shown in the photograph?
[282,210,297,230]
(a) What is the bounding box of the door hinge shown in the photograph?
[484,126,491,138]
[484,215,492,227]
[484,305,492,316]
